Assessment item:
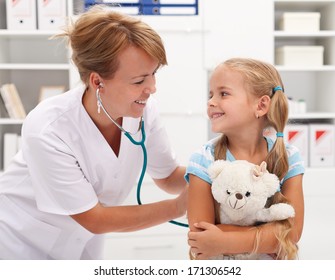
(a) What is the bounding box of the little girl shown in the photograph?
[186,58,305,260]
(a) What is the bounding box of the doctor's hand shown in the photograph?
[188,221,225,259]
[173,184,188,218]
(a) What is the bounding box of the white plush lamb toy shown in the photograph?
[208,160,295,259]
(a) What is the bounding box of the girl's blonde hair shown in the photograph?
[213,58,297,259]
[214,57,289,180]
[55,5,167,86]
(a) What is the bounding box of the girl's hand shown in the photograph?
[188,221,225,259]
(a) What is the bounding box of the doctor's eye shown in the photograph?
[245,191,251,197]
[134,80,145,85]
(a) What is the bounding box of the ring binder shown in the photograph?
[142,5,198,15]
[6,0,37,30]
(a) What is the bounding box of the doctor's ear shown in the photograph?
[93,80,103,88]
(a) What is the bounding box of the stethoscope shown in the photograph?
[96,85,188,228]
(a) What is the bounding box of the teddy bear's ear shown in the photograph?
[259,161,268,172]
[252,161,268,181]
[208,160,227,180]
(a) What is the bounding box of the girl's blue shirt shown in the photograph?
[185,136,305,188]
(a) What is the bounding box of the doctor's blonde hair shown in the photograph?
[56,5,167,86]
[213,58,297,260]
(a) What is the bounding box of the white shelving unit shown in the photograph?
[0,0,81,171]
[274,1,335,260]
[274,0,335,114]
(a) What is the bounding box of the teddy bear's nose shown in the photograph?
[235,193,243,200]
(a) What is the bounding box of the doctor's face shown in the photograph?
[102,45,159,119]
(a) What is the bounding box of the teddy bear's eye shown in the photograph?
[245,191,251,197]
[226,190,231,195]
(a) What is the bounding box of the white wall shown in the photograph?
[203,0,274,69]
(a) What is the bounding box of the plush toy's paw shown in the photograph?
[267,203,295,220]
[256,203,295,222]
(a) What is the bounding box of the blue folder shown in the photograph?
[141,5,198,15]
[84,0,198,16]
[85,2,141,15]
[85,1,140,5]
[141,0,197,5]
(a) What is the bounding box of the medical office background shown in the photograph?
[0,0,334,260]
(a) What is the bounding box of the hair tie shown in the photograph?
[272,86,283,94]
[276,132,284,138]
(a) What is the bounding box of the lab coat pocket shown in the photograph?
[0,195,61,256]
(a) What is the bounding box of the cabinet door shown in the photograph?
[141,15,206,114]
[156,31,206,114]
[103,231,189,260]
[298,168,335,259]
[161,114,208,165]
[203,0,274,69]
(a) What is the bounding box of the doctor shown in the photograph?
[0,5,187,259]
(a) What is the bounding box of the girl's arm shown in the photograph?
[187,174,216,233]
[188,174,304,259]
[280,173,304,242]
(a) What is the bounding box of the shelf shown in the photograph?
[289,112,335,119]
[275,0,335,10]
[0,118,24,125]
[139,15,202,32]
[0,29,60,38]
[0,63,70,70]
[273,0,335,116]
[276,65,335,71]
[274,30,335,37]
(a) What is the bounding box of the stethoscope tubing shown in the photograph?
[131,122,188,228]
[96,87,188,227]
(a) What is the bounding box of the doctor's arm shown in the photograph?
[70,190,187,234]
[153,166,187,194]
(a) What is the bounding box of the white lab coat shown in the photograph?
[0,85,179,259]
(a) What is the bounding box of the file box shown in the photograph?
[275,46,324,67]
[279,12,320,32]
[309,124,335,167]
[284,124,309,167]
[6,0,37,30]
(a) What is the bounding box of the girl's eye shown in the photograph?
[221,91,228,97]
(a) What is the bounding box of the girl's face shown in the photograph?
[207,64,257,134]
[101,45,159,119]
